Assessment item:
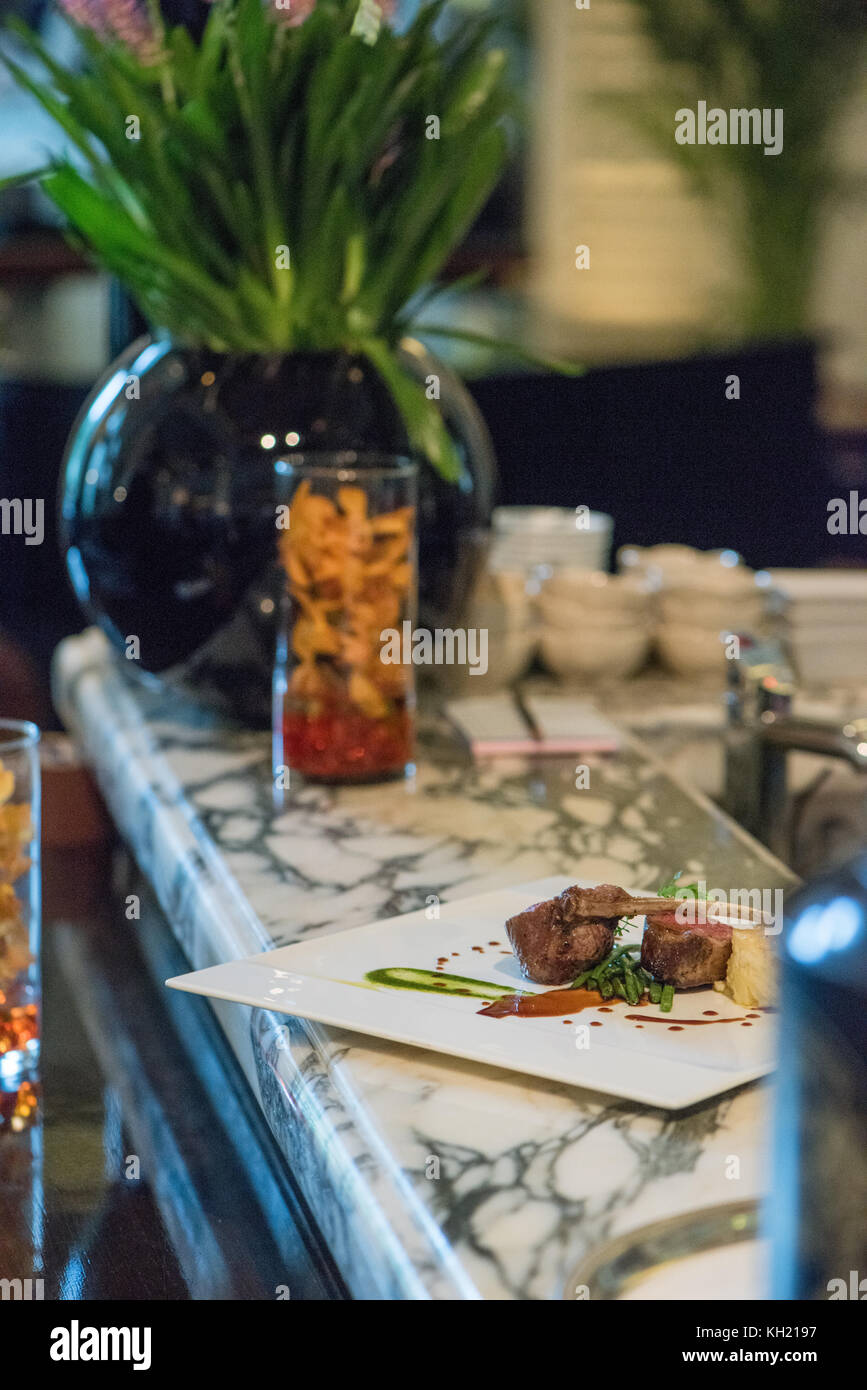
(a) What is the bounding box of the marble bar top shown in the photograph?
[53,629,795,1301]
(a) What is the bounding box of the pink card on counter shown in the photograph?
[445,694,621,757]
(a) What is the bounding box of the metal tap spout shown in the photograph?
[723,637,867,862]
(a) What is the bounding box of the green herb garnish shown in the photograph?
[658,871,707,901]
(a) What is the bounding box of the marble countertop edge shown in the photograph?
[51,631,471,1299]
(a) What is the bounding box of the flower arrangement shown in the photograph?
[2,0,514,478]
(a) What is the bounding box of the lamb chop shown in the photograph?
[506,883,634,986]
[506,883,762,990]
[640,910,732,988]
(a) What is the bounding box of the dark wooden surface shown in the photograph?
[0,843,347,1301]
[0,232,90,284]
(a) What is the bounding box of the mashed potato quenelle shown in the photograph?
[714,924,777,1008]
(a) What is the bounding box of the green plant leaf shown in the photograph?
[413,324,583,377]
[0,166,52,191]
[1,0,519,398]
[360,336,462,483]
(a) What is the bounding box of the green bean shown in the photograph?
[611,977,628,1000]
[660,984,675,1014]
[611,944,641,959]
[649,980,662,1005]
[600,977,614,1000]
[589,957,613,985]
[624,971,641,1006]
[580,943,643,994]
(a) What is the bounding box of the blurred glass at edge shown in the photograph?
[0,719,41,1090]
[770,856,867,1299]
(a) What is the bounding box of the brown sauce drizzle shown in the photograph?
[477,987,761,1027]
[478,987,606,1019]
[624,1013,753,1026]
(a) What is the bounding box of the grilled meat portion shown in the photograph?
[640,911,732,989]
[506,882,629,986]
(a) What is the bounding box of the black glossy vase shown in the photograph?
[60,338,496,723]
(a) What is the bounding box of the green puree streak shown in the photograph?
[365,967,513,1001]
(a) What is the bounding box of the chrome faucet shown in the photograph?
[723,636,867,862]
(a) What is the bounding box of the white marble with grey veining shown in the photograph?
[53,629,794,1300]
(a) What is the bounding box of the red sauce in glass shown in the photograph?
[284,705,412,781]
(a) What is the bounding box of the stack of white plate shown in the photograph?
[490,507,613,575]
[770,570,867,685]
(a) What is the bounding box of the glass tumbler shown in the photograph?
[274,455,417,784]
[0,721,40,1087]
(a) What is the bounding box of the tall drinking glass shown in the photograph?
[274,454,417,784]
[0,721,40,1087]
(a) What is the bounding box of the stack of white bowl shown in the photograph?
[619,545,770,677]
[769,570,867,685]
[490,507,613,576]
[537,571,654,680]
[432,568,537,694]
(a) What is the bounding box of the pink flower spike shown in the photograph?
[58,0,162,65]
[57,0,109,37]
[273,0,396,29]
[273,0,317,26]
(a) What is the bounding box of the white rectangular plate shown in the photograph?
[166,877,775,1110]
